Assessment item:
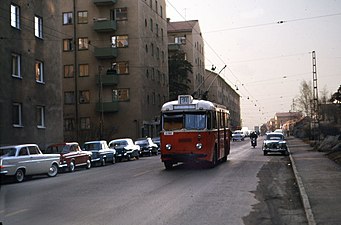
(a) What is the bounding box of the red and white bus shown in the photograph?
[160,95,231,169]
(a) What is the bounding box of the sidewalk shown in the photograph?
[287,137,341,225]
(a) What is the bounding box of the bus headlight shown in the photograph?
[166,144,172,150]
[196,143,203,150]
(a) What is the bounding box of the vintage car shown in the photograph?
[0,144,60,182]
[45,142,92,172]
[83,140,116,166]
[262,132,289,156]
[108,138,140,161]
[232,130,245,141]
[135,137,158,156]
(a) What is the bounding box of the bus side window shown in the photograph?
[207,112,212,129]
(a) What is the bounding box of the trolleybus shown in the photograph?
[160,95,231,169]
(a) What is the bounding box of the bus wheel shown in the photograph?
[221,156,227,162]
[209,150,218,168]
[164,162,173,170]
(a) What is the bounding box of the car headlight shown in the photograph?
[196,143,203,150]
[166,144,172,150]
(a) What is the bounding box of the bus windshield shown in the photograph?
[163,112,206,131]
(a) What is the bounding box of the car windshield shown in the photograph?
[84,143,101,150]
[46,145,70,154]
[135,140,148,145]
[267,134,284,140]
[163,112,206,131]
[0,148,16,157]
[110,141,128,148]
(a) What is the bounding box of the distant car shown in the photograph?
[273,129,284,134]
[0,144,60,182]
[108,138,140,161]
[262,132,289,156]
[135,137,158,156]
[45,142,92,172]
[152,137,161,153]
[83,140,116,166]
[232,130,245,141]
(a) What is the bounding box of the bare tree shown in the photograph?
[295,80,312,116]
[319,86,330,104]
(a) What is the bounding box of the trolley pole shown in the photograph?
[311,51,320,141]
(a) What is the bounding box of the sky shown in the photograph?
[166,0,341,129]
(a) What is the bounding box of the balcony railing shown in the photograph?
[96,101,119,112]
[94,20,117,32]
[168,43,181,51]
[94,47,117,59]
[97,70,119,85]
[93,0,117,6]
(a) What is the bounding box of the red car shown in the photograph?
[45,142,92,172]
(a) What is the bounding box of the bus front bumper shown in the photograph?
[161,153,207,162]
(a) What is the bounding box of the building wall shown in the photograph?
[61,0,168,144]
[167,20,205,97]
[204,70,241,129]
[0,0,63,148]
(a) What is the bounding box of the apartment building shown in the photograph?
[205,69,241,130]
[61,0,168,143]
[0,0,63,148]
[167,20,206,98]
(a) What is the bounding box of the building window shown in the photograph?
[145,19,147,27]
[36,106,45,128]
[155,23,159,37]
[150,18,153,32]
[114,8,127,21]
[64,65,74,78]
[113,89,129,101]
[79,64,89,77]
[63,12,73,25]
[12,103,23,127]
[111,35,128,48]
[64,91,75,104]
[35,60,44,83]
[151,43,154,56]
[80,117,90,130]
[63,39,73,51]
[12,53,21,78]
[79,90,90,104]
[34,16,43,38]
[11,4,20,29]
[112,62,129,74]
[78,37,88,50]
[64,118,75,131]
[160,6,163,18]
[175,36,186,44]
[77,11,88,24]
[161,28,164,41]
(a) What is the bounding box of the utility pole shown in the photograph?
[311,51,320,141]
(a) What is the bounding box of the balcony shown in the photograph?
[96,101,119,112]
[94,47,117,59]
[93,0,117,6]
[168,43,181,51]
[94,20,117,32]
[97,70,119,85]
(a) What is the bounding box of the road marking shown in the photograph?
[133,170,152,177]
[5,209,29,217]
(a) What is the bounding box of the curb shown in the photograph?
[288,146,316,225]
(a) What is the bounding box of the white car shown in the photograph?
[0,144,60,182]
[232,130,245,141]
[108,138,140,161]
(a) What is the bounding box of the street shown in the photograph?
[0,137,307,225]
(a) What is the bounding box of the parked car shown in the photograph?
[83,140,116,166]
[232,130,245,141]
[152,137,161,150]
[45,142,92,172]
[0,144,60,182]
[135,137,158,156]
[262,132,289,156]
[108,138,140,161]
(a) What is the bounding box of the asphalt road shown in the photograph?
[0,137,307,225]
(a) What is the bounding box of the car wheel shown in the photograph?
[69,161,75,172]
[86,159,91,169]
[136,155,139,160]
[101,158,106,166]
[263,151,267,156]
[112,156,116,164]
[48,163,58,177]
[15,169,25,182]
